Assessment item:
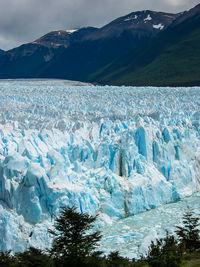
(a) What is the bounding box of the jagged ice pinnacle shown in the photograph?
[0,79,199,255]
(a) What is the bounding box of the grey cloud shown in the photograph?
[0,0,199,50]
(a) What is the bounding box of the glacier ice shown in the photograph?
[0,79,200,256]
[100,192,200,258]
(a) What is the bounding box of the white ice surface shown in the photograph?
[100,193,200,258]
[0,79,199,256]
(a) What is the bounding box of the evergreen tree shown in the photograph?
[175,208,200,252]
[0,251,17,267]
[146,231,181,267]
[107,251,132,267]
[49,206,102,267]
[16,247,52,267]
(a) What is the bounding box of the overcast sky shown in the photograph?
[0,0,199,50]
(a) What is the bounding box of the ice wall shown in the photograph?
[0,80,199,252]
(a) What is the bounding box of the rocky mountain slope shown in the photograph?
[0,4,199,85]
[92,3,200,86]
[0,9,179,81]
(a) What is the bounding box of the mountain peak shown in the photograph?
[172,2,200,26]
[89,10,180,40]
[33,30,74,48]
[0,5,199,86]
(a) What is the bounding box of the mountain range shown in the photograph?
[0,3,199,86]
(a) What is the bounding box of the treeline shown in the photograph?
[0,206,200,267]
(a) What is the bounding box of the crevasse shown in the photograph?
[0,80,199,253]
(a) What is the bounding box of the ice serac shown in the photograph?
[0,80,200,254]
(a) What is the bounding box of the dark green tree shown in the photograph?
[106,251,132,267]
[49,206,102,267]
[16,247,53,267]
[146,231,181,267]
[175,208,200,252]
[0,251,17,267]
[146,239,163,267]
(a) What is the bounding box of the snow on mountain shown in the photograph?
[124,15,138,22]
[65,29,78,34]
[86,10,179,40]
[144,14,152,22]
[0,80,200,254]
[153,23,164,30]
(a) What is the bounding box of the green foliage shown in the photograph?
[92,14,200,86]
[175,209,200,252]
[106,251,133,267]
[0,251,17,267]
[180,251,200,267]
[146,231,181,267]
[49,206,102,266]
[0,206,200,266]
[16,247,53,267]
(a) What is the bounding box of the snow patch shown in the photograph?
[65,29,77,34]
[153,23,164,30]
[124,15,138,22]
[144,14,152,22]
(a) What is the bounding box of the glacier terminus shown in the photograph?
[0,79,200,257]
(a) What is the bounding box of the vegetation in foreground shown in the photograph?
[0,207,199,266]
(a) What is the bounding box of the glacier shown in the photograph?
[0,79,200,257]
